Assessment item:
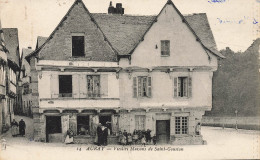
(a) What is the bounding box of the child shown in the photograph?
[121,135,127,146]
[118,131,123,145]
[127,133,132,145]
[141,135,146,147]
[1,138,6,150]
[133,130,138,144]
[152,135,157,145]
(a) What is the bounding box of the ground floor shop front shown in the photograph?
[33,108,207,145]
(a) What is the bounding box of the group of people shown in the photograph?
[118,129,156,146]
[10,119,26,137]
[96,123,109,146]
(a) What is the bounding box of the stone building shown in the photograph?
[25,0,224,144]
[17,36,47,117]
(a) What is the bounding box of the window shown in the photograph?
[59,75,72,97]
[77,116,90,135]
[161,40,170,56]
[175,117,188,134]
[0,65,5,86]
[23,84,30,95]
[133,76,152,98]
[135,115,145,130]
[178,77,188,97]
[87,75,100,97]
[174,76,192,98]
[72,36,85,57]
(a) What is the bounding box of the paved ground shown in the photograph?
[0,116,259,160]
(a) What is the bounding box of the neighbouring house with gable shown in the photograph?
[25,0,224,144]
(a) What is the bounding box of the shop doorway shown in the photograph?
[156,120,170,144]
[46,116,62,142]
[99,115,112,132]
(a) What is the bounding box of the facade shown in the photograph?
[2,28,20,130]
[17,36,47,117]
[0,20,8,134]
[25,0,224,144]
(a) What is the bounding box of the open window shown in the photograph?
[133,76,152,98]
[173,76,192,98]
[59,75,72,97]
[77,116,90,135]
[72,36,85,57]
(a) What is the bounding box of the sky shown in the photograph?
[0,0,259,54]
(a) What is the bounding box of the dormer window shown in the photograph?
[72,36,85,57]
[161,40,170,56]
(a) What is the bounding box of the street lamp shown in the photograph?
[235,109,238,130]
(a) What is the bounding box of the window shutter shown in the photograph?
[147,77,152,97]
[188,76,192,97]
[133,77,137,98]
[79,75,86,98]
[173,77,178,97]
[72,74,79,98]
[50,74,59,98]
[138,77,142,97]
[100,74,108,98]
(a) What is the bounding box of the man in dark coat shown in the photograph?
[103,125,109,146]
[96,123,102,146]
[19,119,26,136]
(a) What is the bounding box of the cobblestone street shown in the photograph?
[1,116,259,160]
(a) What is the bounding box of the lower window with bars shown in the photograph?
[175,116,188,134]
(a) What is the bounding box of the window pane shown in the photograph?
[161,40,170,56]
[87,75,100,97]
[135,115,145,130]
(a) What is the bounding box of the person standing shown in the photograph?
[19,119,26,136]
[195,122,201,135]
[11,119,19,137]
[103,125,108,146]
[96,123,102,146]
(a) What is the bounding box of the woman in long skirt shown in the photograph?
[11,119,19,137]
[65,128,74,144]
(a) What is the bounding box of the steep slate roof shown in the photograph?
[26,0,224,61]
[36,36,48,49]
[2,28,20,66]
[26,0,118,62]
[93,13,223,58]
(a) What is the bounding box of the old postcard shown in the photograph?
[0,0,259,159]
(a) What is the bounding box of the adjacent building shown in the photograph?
[0,26,20,133]
[0,20,8,134]
[18,36,47,117]
[25,0,224,144]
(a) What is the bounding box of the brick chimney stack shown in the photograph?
[108,1,124,15]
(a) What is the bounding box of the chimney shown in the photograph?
[108,2,124,15]
[108,1,115,14]
[116,3,124,15]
